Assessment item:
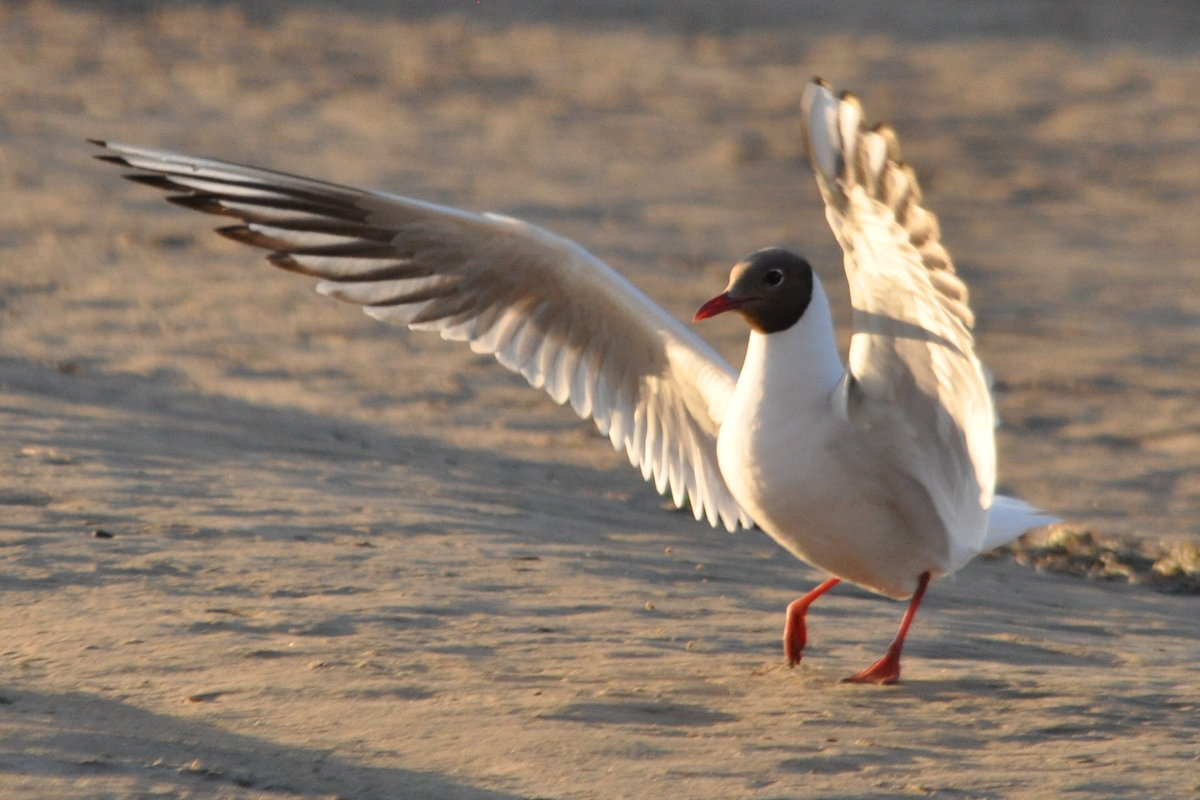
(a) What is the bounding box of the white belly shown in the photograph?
[717,394,950,600]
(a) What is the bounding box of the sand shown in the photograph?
[1,2,1198,798]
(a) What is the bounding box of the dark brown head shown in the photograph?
[693,248,814,333]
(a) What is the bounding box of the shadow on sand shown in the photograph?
[1,687,539,799]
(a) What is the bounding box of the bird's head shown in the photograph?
[693,247,815,333]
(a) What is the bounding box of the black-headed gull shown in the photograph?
[93,77,1055,683]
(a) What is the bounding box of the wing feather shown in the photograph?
[93,140,751,531]
[800,80,996,563]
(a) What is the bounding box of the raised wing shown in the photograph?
[800,80,996,560]
[93,141,752,531]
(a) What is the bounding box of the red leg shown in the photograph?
[842,571,931,685]
[783,577,841,666]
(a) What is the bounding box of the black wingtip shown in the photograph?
[167,194,230,216]
[124,173,177,190]
[216,225,279,251]
[216,224,255,242]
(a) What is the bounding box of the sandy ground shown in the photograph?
[2,2,1199,798]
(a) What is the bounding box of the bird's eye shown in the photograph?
[763,269,784,286]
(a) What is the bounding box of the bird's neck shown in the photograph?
[738,277,844,404]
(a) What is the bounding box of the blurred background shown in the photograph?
[2,3,1199,797]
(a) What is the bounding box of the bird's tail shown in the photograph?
[984,494,1059,550]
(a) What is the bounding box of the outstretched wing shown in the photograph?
[93,141,752,531]
[800,80,996,560]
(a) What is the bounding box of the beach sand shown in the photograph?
[1,2,1198,797]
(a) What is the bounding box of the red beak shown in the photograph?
[694,292,746,321]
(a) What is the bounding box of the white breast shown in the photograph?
[716,278,952,599]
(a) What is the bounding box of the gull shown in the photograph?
[92,77,1055,683]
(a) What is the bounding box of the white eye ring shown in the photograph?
[764,269,784,286]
